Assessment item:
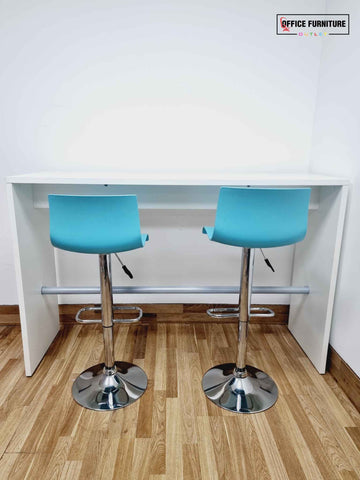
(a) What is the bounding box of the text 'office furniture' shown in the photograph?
[202,187,311,413]
[49,194,149,411]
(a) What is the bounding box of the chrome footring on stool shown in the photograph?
[206,306,275,319]
[202,363,278,413]
[72,361,148,411]
[75,305,143,324]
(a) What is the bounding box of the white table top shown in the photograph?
[6,171,349,186]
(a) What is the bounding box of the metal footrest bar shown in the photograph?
[206,306,275,319]
[41,285,310,295]
[250,307,275,318]
[207,307,239,318]
[75,306,102,324]
[75,306,143,324]
[113,306,143,324]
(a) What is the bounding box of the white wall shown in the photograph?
[0,0,325,304]
[309,1,360,375]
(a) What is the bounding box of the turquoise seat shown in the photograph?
[203,187,311,248]
[49,195,149,254]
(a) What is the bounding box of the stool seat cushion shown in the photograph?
[49,195,148,254]
[203,187,310,248]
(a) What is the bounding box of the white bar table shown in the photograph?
[6,172,349,375]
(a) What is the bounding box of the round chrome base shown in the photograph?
[202,363,278,413]
[72,361,147,411]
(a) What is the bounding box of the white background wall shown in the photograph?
[310,0,360,375]
[0,0,325,306]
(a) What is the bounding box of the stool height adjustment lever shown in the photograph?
[114,253,133,279]
[260,248,275,273]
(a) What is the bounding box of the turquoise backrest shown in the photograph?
[49,195,149,254]
[203,187,310,248]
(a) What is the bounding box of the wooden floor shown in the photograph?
[1,322,360,479]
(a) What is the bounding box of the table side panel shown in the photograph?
[7,183,59,376]
[289,185,348,373]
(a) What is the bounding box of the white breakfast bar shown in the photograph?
[6,172,349,376]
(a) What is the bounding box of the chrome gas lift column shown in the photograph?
[202,248,278,413]
[72,254,147,411]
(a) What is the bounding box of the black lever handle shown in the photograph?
[114,253,134,279]
[264,258,275,273]
[260,248,275,272]
[122,265,133,279]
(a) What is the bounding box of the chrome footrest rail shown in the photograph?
[206,307,239,318]
[206,306,275,319]
[250,307,275,318]
[75,306,143,324]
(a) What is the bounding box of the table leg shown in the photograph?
[289,185,348,373]
[7,183,59,376]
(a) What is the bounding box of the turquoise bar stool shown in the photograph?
[202,187,310,413]
[49,195,149,411]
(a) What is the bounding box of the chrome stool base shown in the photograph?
[72,361,148,411]
[202,363,278,413]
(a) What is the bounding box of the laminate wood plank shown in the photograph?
[346,427,360,451]
[177,350,198,445]
[242,416,272,480]
[0,406,27,457]
[71,327,99,373]
[265,330,316,393]
[299,357,358,428]
[122,406,141,440]
[176,323,197,353]
[266,401,308,480]
[194,323,206,341]
[165,324,176,349]
[154,323,167,391]
[111,438,134,480]
[6,359,64,453]
[166,398,183,480]
[59,460,82,480]
[0,360,23,409]
[42,436,72,479]
[209,417,233,480]
[251,413,289,480]
[196,416,219,480]
[188,352,209,418]
[298,392,358,478]
[92,437,120,480]
[7,453,40,480]
[133,325,148,360]
[284,393,345,479]
[67,410,96,462]
[149,390,166,475]
[182,443,202,480]
[143,321,157,377]
[0,327,22,362]
[154,346,167,392]
[136,380,154,438]
[276,395,324,480]
[132,438,153,480]
[0,453,19,479]
[324,373,360,424]
[78,428,107,479]
[165,348,178,398]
